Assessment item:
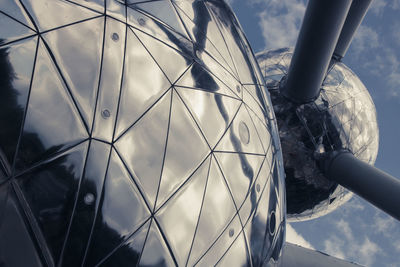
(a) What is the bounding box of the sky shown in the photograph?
[228,0,400,266]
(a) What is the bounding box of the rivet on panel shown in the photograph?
[102,109,111,119]
[84,193,95,205]
[256,183,261,192]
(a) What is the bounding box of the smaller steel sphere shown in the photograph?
[257,48,379,221]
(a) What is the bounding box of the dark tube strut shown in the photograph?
[281,0,352,104]
[333,0,373,61]
[321,151,400,221]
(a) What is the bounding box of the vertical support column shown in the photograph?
[322,151,400,221]
[281,0,352,103]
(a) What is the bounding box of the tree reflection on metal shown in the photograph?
[0,0,285,266]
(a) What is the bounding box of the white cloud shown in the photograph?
[390,0,400,10]
[286,223,314,249]
[368,0,400,15]
[373,214,397,235]
[255,0,306,49]
[350,25,379,57]
[369,0,387,16]
[336,219,353,241]
[321,218,382,266]
[361,47,400,97]
[323,237,346,260]
[360,238,380,256]
[393,241,400,253]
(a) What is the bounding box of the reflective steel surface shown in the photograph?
[0,1,285,266]
[257,48,379,221]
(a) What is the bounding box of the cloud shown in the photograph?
[373,214,397,235]
[369,0,387,16]
[350,25,379,57]
[390,0,400,10]
[359,238,380,258]
[322,218,382,266]
[361,47,400,97]
[368,0,400,15]
[393,241,400,253]
[255,0,306,49]
[336,219,353,241]
[323,237,346,260]
[286,223,314,249]
[370,0,387,14]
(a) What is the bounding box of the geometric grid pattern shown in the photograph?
[0,1,285,266]
[257,48,379,222]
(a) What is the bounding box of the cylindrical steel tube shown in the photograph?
[324,151,400,221]
[281,0,352,103]
[333,0,373,60]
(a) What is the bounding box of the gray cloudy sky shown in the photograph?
[229,0,400,266]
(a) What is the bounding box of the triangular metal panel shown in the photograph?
[138,219,176,267]
[215,105,264,155]
[131,26,193,84]
[15,39,88,172]
[214,152,265,210]
[43,17,104,131]
[114,90,172,209]
[156,155,211,266]
[115,26,171,139]
[84,149,151,266]
[176,87,241,148]
[16,142,89,263]
[0,37,37,167]
[186,156,236,266]
[155,91,210,209]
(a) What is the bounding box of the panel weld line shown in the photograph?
[89,15,107,136]
[11,181,55,267]
[152,90,174,213]
[81,145,113,267]
[110,18,128,143]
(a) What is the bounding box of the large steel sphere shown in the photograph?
[257,48,379,221]
[0,1,285,266]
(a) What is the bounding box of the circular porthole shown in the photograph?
[138,18,146,26]
[269,210,276,235]
[111,33,119,42]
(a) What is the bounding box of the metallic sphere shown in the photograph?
[257,48,379,221]
[0,1,285,266]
